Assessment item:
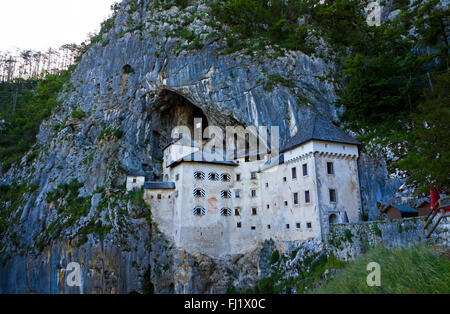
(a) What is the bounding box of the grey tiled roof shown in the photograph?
[144,182,176,189]
[282,114,360,152]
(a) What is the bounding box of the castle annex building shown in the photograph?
[127,115,362,257]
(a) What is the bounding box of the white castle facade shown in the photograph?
[127,116,362,257]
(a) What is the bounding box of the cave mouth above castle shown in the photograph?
[157,89,209,142]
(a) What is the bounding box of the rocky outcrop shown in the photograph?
[0,0,403,293]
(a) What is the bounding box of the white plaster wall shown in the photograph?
[126,176,145,191]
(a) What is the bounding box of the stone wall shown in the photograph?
[327,217,429,261]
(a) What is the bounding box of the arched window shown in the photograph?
[221,173,231,182]
[221,208,232,216]
[193,188,205,198]
[208,172,218,181]
[194,171,205,180]
[193,207,206,216]
[221,190,231,199]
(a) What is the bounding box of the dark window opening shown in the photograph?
[327,162,334,175]
[286,224,290,229]
[292,167,297,179]
[303,164,308,176]
[252,208,257,216]
[294,193,299,205]
[296,223,301,229]
[305,191,311,203]
[307,222,312,229]
[329,189,337,203]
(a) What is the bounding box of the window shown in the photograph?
[175,191,179,198]
[193,207,205,216]
[265,182,269,188]
[251,226,256,230]
[221,208,232,216]
[267,225,271,229]
[307,222,312,229]
[292,167,297,179]
[133,178,137,183]
[302,164,308,176]
[235,190,241,198]
[305,190,311,203]
[222,173,231,182]
[237,222,242,228]
[194,189,205,198]
[329,189,337,203]
[251,190,257,197]
[194,171,204,180]
[286,224,290,229]
[267,204,270,209]
[293,193,299,205]
[175,174,180,181]
[252,208,257,216]
[296,223,301,229]
[208,172,217,181]
[235,208,240,216]
[283,177,287,182]
[327,162,334,175]
[284,200,288,206]
[221,190,231,199]
[157,194,162,200]
[236,174,241,182]
[251,172,257,180]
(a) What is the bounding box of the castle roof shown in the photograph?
[282,114,360,153]
[144,182,176,189]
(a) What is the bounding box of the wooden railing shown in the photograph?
[424,196,450,238]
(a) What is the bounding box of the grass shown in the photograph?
[312,246,450,294]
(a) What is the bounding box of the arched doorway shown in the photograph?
[329,214,338,224]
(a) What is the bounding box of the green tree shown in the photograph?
[395,73,450,194]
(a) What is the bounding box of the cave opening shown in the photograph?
[156,89,209,146]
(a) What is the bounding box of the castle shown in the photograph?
[127,115,362,257]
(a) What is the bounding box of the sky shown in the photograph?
[0,0,118,53]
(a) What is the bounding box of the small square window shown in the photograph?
[307,222,312,229]
[251,190,257,197]
[252,208,257,215]
[237,222,242,228]
[327,162,335,175]
[236,174,241,182]
[302,164,308,176]
[251,172,257,180]
[296,223,301,229]
[251,226,256,230]
[284,201,288,206]
[286,224,290,229]
[283,177,287,182]
[235,209,240,216]
[267,225,271,229]
[157,194,162,200]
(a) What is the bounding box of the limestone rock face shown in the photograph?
[0,0,401,293]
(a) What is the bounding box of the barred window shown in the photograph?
[193,207,206,216]
[221,208,232,216]
[221,190,231,199]
[194,171,205,180]
[208,172,218,181]
[193,188,205,198]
